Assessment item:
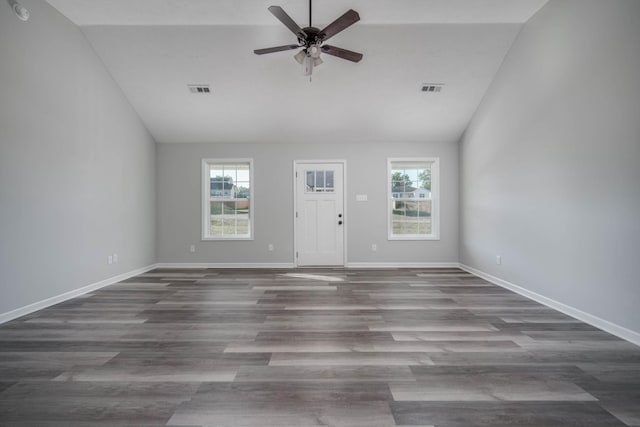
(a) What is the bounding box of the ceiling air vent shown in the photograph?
[421,83,444,93]
[188,84,211,94]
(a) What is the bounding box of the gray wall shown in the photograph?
[157,141,458,265]
[0,1,156,315]
[459,0,640,333]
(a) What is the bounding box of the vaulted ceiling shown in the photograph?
[46,0,548,143]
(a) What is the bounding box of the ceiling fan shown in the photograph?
[254,0,363,75]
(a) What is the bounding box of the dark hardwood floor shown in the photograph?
[1,268,639,426]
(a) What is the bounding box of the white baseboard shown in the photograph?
[346,262,461,269]
[459,263,640,347]
[0,264,158,325]
[157,262,459,269]
[155,262,296,269]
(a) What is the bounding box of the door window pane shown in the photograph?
[306,171,315,191]
[325,171,334,189]
[315,171,325,190]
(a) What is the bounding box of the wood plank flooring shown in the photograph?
[1,268,639,426]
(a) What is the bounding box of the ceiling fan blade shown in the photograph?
[318,9,360,41]
[254,45,300,55]
[321,45,363,63]
[268,6,307,39]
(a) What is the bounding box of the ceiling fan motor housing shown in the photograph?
[298,27,321,47]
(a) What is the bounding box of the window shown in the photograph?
[202,159,253,240]
[306,170,335,193]
[388,158,440,240]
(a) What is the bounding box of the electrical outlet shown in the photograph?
[371,244,377,252]
[189,244,196,253]
[496,255,501,265]
[268,244,274,252]
[108,255,113,265]
[113,253,118,263]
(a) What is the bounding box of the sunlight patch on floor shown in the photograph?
[281,273,345,282]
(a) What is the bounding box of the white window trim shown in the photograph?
[387,157,440,241]
[202,158,254,241]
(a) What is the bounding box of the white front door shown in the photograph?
[295,162,345,266]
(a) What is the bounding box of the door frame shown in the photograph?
[293,159,348,267]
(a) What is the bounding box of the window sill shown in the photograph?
[202,236,254,241]
[388,235,440,241]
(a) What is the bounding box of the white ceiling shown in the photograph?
[46,0,549,25]
[45,0,548,144]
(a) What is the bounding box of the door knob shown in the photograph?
[338,220,343,225]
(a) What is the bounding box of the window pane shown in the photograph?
[419,167,432,191]
[306,171,315,191]
[416,200,431,216]
[325,171,334,189]
[315,171,325,189]
[419,220,432,234]
[236,219,249,235]
[210,201,223,235]
[236,172,249,183]
[223,218,236,234]
[210,168,224,179]
[393,219,419,235]
[236,184,250,200]
[210,201,224,215]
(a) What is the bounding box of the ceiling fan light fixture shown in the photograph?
[9,0,30,21]
[312,56,323,67]
[294,49,306,64]
[308,44,321,59]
